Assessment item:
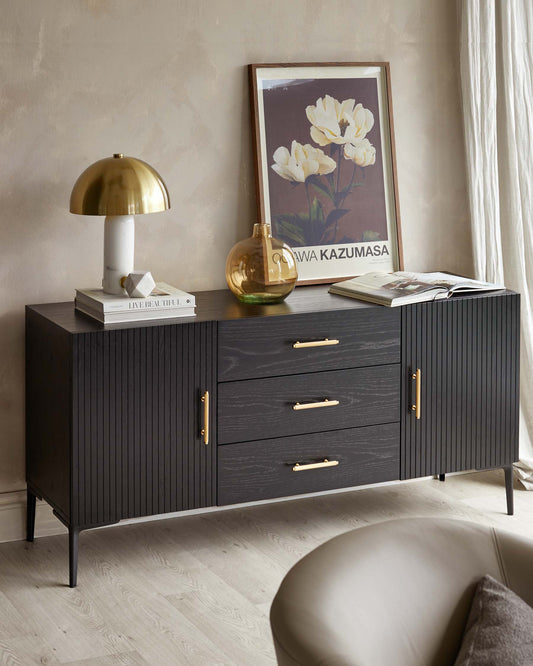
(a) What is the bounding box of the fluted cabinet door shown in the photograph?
[71,322,216,527]
[401,294,520,479]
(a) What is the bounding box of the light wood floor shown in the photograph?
[1,470,532,665]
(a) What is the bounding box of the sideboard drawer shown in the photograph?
[218,422,400,505]
[218,365,400,444]
[218,308,400,381]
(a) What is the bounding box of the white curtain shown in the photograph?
[460,0,533,487]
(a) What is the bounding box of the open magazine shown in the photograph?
[329,271,505,307]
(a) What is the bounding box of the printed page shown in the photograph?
[345,272,441,296]
[395,272,504,291]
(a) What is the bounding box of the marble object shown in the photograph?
[103,215,135,295]
[122,271,156,298]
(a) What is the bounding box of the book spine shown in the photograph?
[109,297,194,313]
[75,302,196,323]
[75,295,195,313]
[103,309,196,323]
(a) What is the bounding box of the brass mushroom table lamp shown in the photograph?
[70,154,170,295]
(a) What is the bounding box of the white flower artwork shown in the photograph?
[344,138,376,167]
[272,141,336,183]
[305,95,375,147]
[270,96,377,246]
[249,63,402,283]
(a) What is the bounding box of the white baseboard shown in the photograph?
[0,491,67,544]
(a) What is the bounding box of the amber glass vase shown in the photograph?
[225,223,298,304]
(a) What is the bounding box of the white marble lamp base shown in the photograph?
[102,214,135,295]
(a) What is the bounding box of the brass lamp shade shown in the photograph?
[70,154,170,216]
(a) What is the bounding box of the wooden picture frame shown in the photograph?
[249,62,403,285]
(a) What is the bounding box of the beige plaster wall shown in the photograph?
[0,0,471,494]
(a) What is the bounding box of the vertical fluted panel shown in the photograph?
[401,294,519,479]
[72,322,217,527]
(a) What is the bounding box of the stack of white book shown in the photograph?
[75,283,196,323]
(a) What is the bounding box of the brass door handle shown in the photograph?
[200,390,209,444]
[411,369,421,420]
[292,458,339,472]
[293,398,339,411]
[293,338,339,349]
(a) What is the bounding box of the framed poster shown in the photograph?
[249,62,403,284]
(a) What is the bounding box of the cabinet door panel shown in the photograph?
[72,322,216,527]
[401,295,519,479]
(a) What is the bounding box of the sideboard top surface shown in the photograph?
[26,285,515,335]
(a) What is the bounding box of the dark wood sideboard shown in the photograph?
[25,287,520,587]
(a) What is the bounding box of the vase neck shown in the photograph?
[252,223,272,239]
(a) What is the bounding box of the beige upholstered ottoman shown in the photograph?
[270,518,533,666]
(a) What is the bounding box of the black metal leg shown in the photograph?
[504,465,514,516]
[439,474,446,482]
[26,489,36,542]
[69,528,79,588]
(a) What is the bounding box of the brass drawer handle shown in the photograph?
[293,458,339,472]
[293,338,339,349]
[293,398,339,411]
[200,390,209,444]
[411,369,421,420]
